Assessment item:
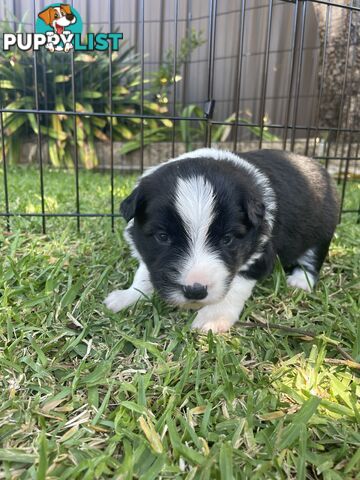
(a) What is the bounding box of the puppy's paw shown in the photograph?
[64,43,73,52]
[191,306,236,333]
[45,43,55,52]
[103,289,134,313]
[287,268,315,292]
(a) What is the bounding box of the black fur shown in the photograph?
[240,150,339,280]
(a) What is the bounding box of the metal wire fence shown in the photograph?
[0,0,359,233]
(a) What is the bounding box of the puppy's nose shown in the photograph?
[66,13,74,20]
[182,283,208,300]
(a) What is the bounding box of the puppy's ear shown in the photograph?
[246,196,265,227]
[120,187,145,222]
[61,4,72,15]
[38,7,52,25]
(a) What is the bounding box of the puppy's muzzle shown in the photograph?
[182,283,208,300]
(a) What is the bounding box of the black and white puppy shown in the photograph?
[104,148,339,332]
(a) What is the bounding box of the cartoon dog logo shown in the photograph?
[38,4,76,52]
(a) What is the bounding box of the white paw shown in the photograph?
[45,43,55,52]
[191,306,236,333]
[64,43,73,52]
[287,268,315,292]
[103,289,134,313]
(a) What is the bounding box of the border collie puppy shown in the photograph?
[104,148,339,333]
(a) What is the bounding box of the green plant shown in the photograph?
[0,19,203,168]
[151,29,205,106]
[178,106,280,151]
[0,19,169,168]
[118,30,206,156]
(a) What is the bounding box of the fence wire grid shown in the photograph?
[0,0,360,233]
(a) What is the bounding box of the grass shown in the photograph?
[0,167,359,479]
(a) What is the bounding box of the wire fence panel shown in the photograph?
[0,0,359,231]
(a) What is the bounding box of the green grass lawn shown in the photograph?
[0,167,359,479]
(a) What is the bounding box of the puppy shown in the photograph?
[104,148,339,333]
[38,4,76,52]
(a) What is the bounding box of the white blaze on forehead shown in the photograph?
[174,175,229,299]
[141,147,276,234]
[175,175,215,245]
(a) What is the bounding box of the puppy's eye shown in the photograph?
[155,232,170,244]
[222,233,234,246]
[54,12,59,18]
